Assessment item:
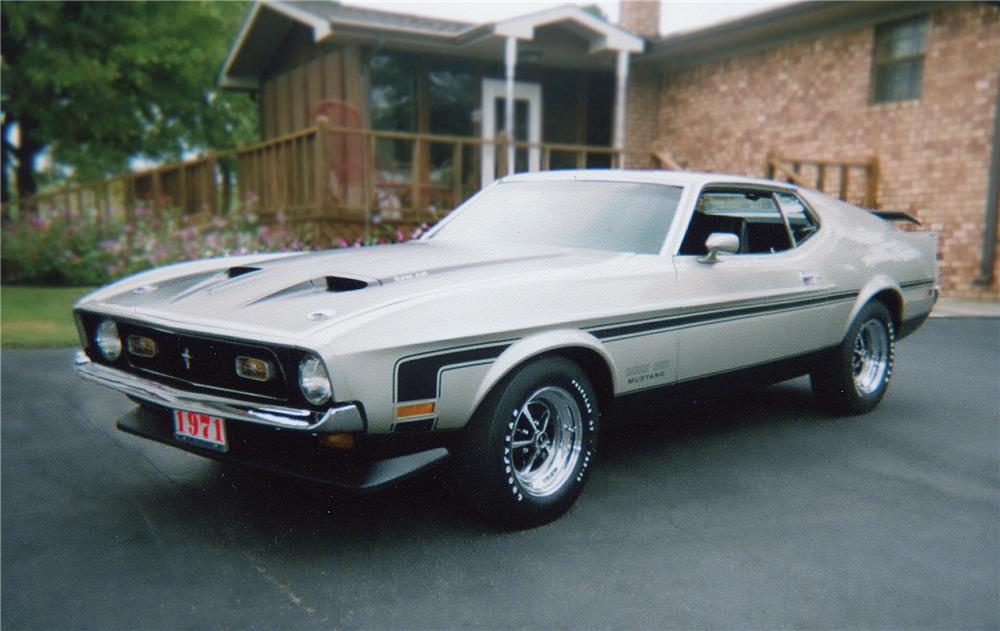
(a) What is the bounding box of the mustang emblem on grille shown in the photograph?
[181,348,193,370]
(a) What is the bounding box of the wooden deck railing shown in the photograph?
[5,124,623,241]
[767,151,880,208]
[3,156,227,223]
[237,127,321,216]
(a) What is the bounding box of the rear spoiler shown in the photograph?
[870,210,921,225]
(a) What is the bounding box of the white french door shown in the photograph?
[480,79,542,187]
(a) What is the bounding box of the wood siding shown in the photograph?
[259,26,366,141]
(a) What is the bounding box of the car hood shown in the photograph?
[84,241,624,341]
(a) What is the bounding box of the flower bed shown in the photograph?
[1,203,427,286]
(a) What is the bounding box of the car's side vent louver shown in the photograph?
[326,276,369,292]
[227,266,261,278]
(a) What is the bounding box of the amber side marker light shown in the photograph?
[320,433,355,450]
[395,401,435,419]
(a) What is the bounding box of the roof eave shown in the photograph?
[493,5,644,53]
[219,1,333,91]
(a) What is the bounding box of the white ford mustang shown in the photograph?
[74,170,938,527]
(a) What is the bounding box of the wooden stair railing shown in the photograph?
[767,150,880,209]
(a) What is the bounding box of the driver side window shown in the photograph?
[679,189,794,255]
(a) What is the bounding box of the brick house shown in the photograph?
[624,0,1000,299]
[213,0,998,297]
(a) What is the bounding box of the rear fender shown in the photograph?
[844,275,902,338]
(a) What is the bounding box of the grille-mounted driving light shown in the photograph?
[298,354,332,405]
[127,335,158,358]
[236,356,272,382]
[95,319,122,361]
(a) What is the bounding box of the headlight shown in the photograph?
[95,319,122,361]
[298,354,332,405]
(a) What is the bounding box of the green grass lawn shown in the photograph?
[1,285,97,348]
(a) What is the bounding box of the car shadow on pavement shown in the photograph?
[599,376,829,463]
[121,376,835,547]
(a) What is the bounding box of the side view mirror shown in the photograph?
[698,232,740,264]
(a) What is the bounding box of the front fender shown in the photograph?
[469,329,616,418]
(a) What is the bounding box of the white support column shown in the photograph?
[504,36,518,176]
[613,49,630,169]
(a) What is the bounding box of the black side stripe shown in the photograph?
[588,291,858,340]
[394,291,864,401]
[396,343,510,403]
[900,279,935,289]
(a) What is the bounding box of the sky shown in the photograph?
[341,0,797,37]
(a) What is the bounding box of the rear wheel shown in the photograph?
[811,301,895,415]
[455,357,599,528]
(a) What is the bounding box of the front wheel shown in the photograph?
[455,357,599,528]
[811,301,895,415]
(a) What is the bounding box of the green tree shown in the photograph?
[1,1,258,201]
[581,4,609,22]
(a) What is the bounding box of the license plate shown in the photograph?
[173,409,228,453]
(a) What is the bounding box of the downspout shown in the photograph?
[972,58,1000,287]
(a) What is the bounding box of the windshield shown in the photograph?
[430,180,684,254]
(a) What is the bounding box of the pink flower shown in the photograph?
[100,240,122,255]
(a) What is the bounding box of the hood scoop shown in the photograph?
[242,275,374,307]
[227,266,261,278]
[326,276,370,292]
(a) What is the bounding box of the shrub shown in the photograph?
[1,203,428,286]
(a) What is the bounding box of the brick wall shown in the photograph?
[634,3,1000,299]
[625,64,660,168]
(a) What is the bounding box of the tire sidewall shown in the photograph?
[822,301,896,414]
[469,357,599,526]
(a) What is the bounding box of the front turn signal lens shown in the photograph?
[127,335,158,358]
[235,356,272,382]
[320,433,355,450]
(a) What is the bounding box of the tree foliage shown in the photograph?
[1,1,258,199]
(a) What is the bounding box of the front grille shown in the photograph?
[78,312,306,404]
[119,322,290,400]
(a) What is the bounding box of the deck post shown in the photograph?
[315,119,330,217]
[504,36,517,176]
[613,50,630,169]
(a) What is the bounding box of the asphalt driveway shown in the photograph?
[2,318,998,630]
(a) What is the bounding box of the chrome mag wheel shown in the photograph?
[507,386,584,498]
[852,319,890,395]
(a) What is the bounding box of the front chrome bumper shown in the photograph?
[75,350,365,434]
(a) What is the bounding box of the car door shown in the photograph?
[670,185,833,382]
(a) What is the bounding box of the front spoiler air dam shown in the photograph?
[74,350,365,434]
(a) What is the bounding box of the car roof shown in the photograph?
[501,169,795,190]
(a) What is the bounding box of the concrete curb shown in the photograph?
[929,298,1000,318]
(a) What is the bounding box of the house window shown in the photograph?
[871,15,928,104]
[369,52,417,132]
[368,53,476,189]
